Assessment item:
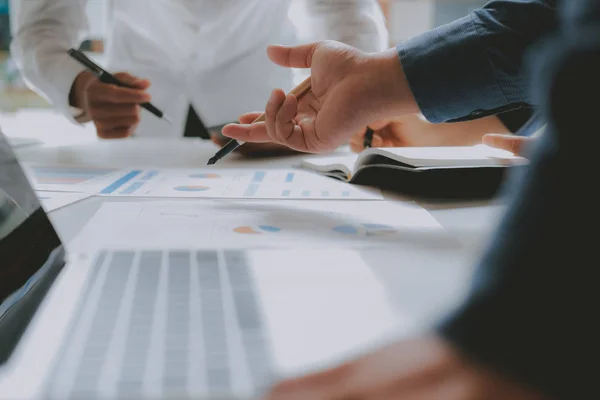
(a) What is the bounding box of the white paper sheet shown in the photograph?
[36,191,91,211]
[68,200,444,252]
[24,164,124,193]
[93,168,382,200]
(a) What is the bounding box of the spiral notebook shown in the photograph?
[301,145,528,199]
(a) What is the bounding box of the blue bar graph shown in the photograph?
[100,171,142,194]
[342,191,350,197]
[244,184,260,197]
[121,181,145,195]
[321,191,330,197]
[140,171,158,181]
[252,172,266,183]
[302,190,311,197]
[282,190,291,197]
[285,173,295,183]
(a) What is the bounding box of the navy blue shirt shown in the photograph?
[398,0,557,124]
[395,1,597,398]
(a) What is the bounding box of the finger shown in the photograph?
[87,103,139,119]
[381,138,397,148]
[482,134,533,155]
[221,122,272,143]
[235,142,299,158]
[94,115,140,129]
[211,135,227,147]
[369,120,394,131]
[350,135,363,153]
[112,72,151,90]
[267,43,320,69]
[239,112,264,124]
[265,89,287,142]
[275,94,299,142]
[265,363,355,400]
[92,82,152,104]
[371,133,384,148]
[95,124,133,139]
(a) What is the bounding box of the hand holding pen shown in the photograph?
[219,41,415,159]
[68,48,171,139]
[208,76,312,165]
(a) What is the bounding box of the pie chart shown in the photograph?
[333,223,397,237]
[234,225,282,235]
[174,185,210,192]
[189,173,220,179]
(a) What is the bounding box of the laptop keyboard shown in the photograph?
[45,249,272,399]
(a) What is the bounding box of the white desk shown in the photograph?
[15,137,508,326]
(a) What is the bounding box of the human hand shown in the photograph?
[222,41,418,154]
[212,113,301,157]
[264,336,547,400]
[350,114,510,152]
[482,134,538,157]
[70,70,151,138]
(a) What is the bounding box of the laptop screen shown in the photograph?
[0,128,64,364]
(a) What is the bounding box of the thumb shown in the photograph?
[267,43,320,69]
[113,72,151,90]
[239,112,264,124]
[368,120,394,131]
[482,134,534,156]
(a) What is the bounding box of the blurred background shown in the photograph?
[0,0,486,113]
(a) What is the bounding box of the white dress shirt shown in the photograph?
[10,0,388,137]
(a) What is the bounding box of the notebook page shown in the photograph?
[300,156,358,180]
[361,145,527,168]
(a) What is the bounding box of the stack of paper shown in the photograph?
[25,164,383,200]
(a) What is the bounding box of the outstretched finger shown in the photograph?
[239,112,264,124]
[93,84,151,104]
[267,43,320,69]
[221,122,272,143]
[350,133,364,153]
[113,72,151,90]
[265,89,287,142]
[275,94,299,143]
[482,134,535,156]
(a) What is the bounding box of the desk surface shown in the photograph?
[14,136,507,326]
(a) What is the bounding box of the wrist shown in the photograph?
[69,70,95,110]
[362,49,420,121]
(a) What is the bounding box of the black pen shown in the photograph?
[363,127,374,149]
[67,48,171,124]
[207,76,312,165]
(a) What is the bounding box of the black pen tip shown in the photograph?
[207,157,217,166]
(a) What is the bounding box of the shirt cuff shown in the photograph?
[397,15,518,123]
[45,54,88,124]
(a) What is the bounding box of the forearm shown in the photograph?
[359,48,420,123]
[436,115,511,146]
[397,0,557,123]
[9,0,89,121]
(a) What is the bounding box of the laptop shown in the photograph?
[0,128,408,399]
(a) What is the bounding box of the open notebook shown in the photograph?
[302,145,529,198]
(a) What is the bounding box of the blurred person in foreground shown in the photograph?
[223,0,593,398]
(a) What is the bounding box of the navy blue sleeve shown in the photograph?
[397,0,557,123]
[437,2,599,399]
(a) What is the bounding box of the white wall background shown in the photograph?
[85,0,108,39]
[83,0,486,45]
[389,0,487,43]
